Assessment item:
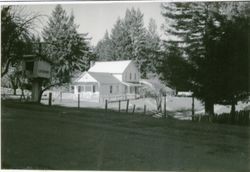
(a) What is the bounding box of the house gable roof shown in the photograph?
[88,60,132,74]
[73,71,121,84]
[73,71,97,83]
[89,72,121,84]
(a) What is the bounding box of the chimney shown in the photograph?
[90,61,95,67]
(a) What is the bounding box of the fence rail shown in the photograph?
[104,96,168,117]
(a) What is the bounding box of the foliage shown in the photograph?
[41,5,93,101]
[212,5,249,107]
[1,6,39,77]
[160,2,249,115]
[95,31,113,61]
[158,43,191,92]
[144,18,162,77]
[1,64,31,95]
[95,8,161,78]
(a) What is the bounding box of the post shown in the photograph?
[60,91,62,102]
[192,95,195,121]
[48,92,52,106]
[164,95,166,118]
[118,100,121,113]
[132,104,136,114]
[78,93,80,109]
[126,99,129,113]
[144,105,146,115]
[105,100,108,112]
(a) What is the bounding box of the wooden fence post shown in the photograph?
[77,93,80,109]
[48,92,52,106]
[60,91,62,102]
[118,100,121,113]
[192,95,195,121]
[164,95,166,118]
[105,100,108,112]
[144,105,146,115]
[126,99,129,113]
[132,104,136,114]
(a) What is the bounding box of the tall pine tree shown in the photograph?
[40,5,92,102]
[95,8,161,78]
[161,2,249,116]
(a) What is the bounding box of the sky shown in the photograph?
[22,2,165,46]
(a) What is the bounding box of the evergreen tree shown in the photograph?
[110,18,131,60]
[160,2,249,116]
[95,31,113,61]
[212,3,249,114]
[123,8,148,77]
[158,43,191,93]
[96,8,157,78]
[145,18,162,77]
[40,5,92,102]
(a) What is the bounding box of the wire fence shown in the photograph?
[194,110,250,126]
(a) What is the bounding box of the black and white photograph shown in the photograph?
[1,0,250,171]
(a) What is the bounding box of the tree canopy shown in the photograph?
[160,2,249,115]
[40,5,94,101]
[1,6,38,77]
[95,8,162,78]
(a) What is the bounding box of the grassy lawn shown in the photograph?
[2,100,250,171]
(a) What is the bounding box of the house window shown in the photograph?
[130,73,132,80]
[93,85,96,93]
[78,86,81,92]
[81,86,85,92]
[85,85,92,92]
[110,85,113,94]
[134,73,136,80]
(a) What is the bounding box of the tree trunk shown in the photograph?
[155,96,162,112]
[21,88,25,100]
[38,89,44,103]
[30,79,43,103]
[13,88,17,95]
[1,59,12,77]
[205,100,214,122]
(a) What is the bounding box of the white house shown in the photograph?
[71,60,141,102]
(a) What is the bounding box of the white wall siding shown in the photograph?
[99,83,122,96]
[122,62,140,82]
